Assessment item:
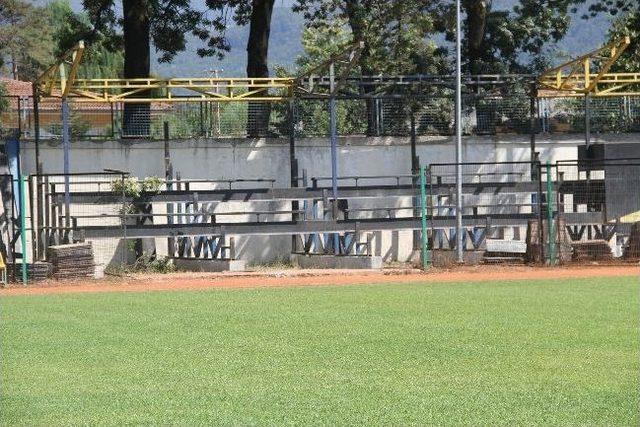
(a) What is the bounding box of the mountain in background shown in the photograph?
[63,0,611,78]
[153,6,304,78]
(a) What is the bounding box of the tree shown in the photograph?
[434,0,579,75]
[48,0,123,79]
[82,0,212,135]
[293,0,448,76]
[206,0,277,136]
[580,1,638,72]
[293,0,449,135]
[607,10,639,72]
[0,0,54,81]
[83,0,279,136]
[0,82,8,114]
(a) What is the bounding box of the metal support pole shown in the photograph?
[329,64,339,255]
[546,161,557,265]
[289,101,299,251]
[455,0,464,263]
[121,173,127,267]
[329,97,339,254]
[529,84,537,164]
[62,99,71,228]
[411,112,420,251]
[33,86,44,259]
[164,122,174,257]
[19,176,27,285]
[420,164,429,270]
[32,85,40,175]
[536,158,544,263]
[585,94,591,146]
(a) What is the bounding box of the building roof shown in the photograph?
[1,77,171,111]
[0,77,32,97]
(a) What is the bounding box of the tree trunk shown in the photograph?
[246,0,275,138]
[463,0,487,75]
[344,0,377,135]
[463,0,488,134]
[122,0,151,137]
[122,0,154,261]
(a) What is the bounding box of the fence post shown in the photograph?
[329,69,339,255]
[121,173,127,268]
[420,165,429,270]
[584,94,591,146]
[545,161,557,265]
[62,100,71,229]
[20,175,27,285]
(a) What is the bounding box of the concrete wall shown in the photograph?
[25,133,633,177]
[19,133,640,268]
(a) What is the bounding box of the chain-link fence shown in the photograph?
[539,96,640,134]
[426,162,540,265]
[554,159,640,262]
[0,96,32,138]
[423,159,640,266]
[27,172,128,277]
[4,92,640,140]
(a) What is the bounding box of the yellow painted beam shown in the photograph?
[62,41,84,98]
[538,37,637,97]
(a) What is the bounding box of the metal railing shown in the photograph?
[1,159,637,281]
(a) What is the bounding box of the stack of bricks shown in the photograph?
[47,243,95,279]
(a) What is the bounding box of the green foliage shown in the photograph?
[295,19,353,73]
[0,0,123,81]
[607,11,640,72]
[83,0,243,64]
[111,176,163,215]
[434,0,578,74]
[47,0,123,79]
[0,82,9,136]
[0,0,54,81]
[0,82,8,112]
[1,277,639,425]
[128,254,176,274]
[104,254,176,276]
[111,176,163,199]
[293,0,449,75]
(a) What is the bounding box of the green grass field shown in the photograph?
[1,276,639,426]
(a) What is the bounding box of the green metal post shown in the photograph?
[545,161,556,266]
[19,176,27,285]
[420,165,429,270]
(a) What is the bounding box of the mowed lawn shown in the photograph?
[1,276,639,426]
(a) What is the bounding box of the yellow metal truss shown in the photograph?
[34,41,364,103]
[38,38,638,101]
[35,42,295,102]
[35,41,85,98]
[538,36,640,97]
[56,77,295,102]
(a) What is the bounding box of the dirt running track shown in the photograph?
[1,265,638,296]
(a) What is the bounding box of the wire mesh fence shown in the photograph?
[0,96,32,138]
[27,172,128,277]
[426,162,540,265]
[4,92,640,140]
[424,159,640,266]
[554,159,640,263]
[539,96,640,134]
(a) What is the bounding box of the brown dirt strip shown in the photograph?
[1,265,638,296]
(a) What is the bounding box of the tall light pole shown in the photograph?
[455,0,464,263]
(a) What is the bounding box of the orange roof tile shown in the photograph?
[0,77,33,97]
